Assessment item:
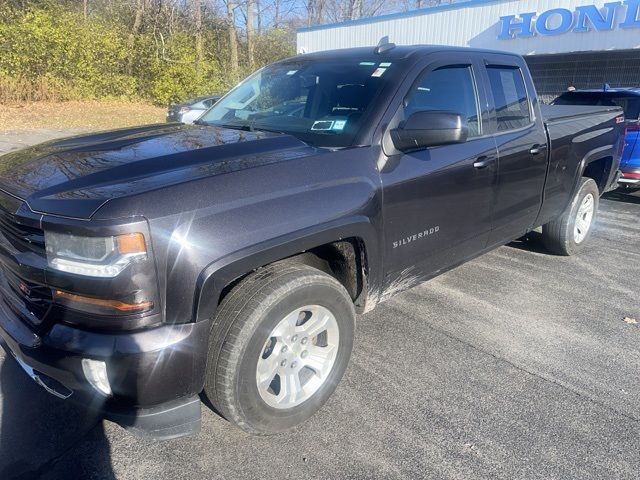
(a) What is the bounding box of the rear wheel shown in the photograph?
[204,263,355,435]
[542,177,599,255]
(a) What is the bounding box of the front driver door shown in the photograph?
[380,54,498,291]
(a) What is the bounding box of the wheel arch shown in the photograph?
[582,155,615,193]
[571,145,617,200]
[193,217,380,322]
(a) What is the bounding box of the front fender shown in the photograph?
[193,216,381,322]
[139,145,382,324]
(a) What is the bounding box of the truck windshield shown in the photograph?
[199,58,400,147]
[553,92,640,120]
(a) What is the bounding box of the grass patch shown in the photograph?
[0,101,166,131]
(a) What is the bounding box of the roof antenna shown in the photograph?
[603,83,610,91]
[374,36,396,54]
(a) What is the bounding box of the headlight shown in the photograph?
[45,231,147,278]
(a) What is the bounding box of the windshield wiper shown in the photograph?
[214,123,286,135]
[250,126,287,135]
[215,123,252,131]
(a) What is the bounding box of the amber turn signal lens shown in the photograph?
[116,233,146,255]
[54,290,153,313]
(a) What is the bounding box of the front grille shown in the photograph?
[0,206,45,255]
[0,266,52,326]
[0,193,51,327]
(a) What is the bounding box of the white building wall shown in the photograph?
[297,0,640,56]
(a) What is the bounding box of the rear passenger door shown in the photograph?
[480,55,548,246]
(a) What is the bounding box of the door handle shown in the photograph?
[530,144,544,155]
[473,157,495,169]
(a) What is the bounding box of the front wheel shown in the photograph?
[542,177,599,256]
[204,263,355,435]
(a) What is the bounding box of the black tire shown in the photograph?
[204,263,355,435]
[542,177,599,256]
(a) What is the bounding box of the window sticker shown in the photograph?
[311,120,335,131]
[371,67,387,78]
[332,120,347,131]
[379,62,392,67]
[359,61,376,66]
[286,70,298,75]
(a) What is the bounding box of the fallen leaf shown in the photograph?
[623,317,637,325]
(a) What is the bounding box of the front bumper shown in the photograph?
[0,296,210,439]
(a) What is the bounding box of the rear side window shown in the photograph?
[404,65,481,137]
[487,66,531,131]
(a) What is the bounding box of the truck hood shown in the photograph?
[0,123,314,219]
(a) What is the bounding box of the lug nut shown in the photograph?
[301,350,309,359]
[281,346,288,354]
[280,360,287,367]
[291,361,298,369]
[291,335,298,342]
[301,337,308,345]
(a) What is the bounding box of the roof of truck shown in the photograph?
[287,45,522,63]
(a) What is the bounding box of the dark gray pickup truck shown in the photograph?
[0,45,624,439]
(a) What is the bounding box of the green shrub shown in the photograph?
[0,4,295,105]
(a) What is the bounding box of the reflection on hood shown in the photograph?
[0,123,314,219]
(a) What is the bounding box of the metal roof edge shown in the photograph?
[297,0,508,34]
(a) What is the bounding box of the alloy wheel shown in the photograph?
[574,193,595,244]
[256,305,339,409]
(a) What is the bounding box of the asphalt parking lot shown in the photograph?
[0,131,639,480]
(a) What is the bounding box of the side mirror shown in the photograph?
[390,111,469,152]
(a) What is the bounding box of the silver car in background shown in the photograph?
[166,95,221,124]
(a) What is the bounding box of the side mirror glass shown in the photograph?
[390,111,469,152]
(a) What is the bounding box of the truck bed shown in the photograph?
[536,103,624,224]
[541,104,623,124]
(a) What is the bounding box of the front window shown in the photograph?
[199,58,401,147]
[403,65,482,137]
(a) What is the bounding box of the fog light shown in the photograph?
[81,359,112,396]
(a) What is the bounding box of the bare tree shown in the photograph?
[306,0,327,26]
[194,0,203,75]
[247,0,255,69]
[256,0,262,34]
[127,0,146,74]
[226,1,239,80]
[323,0,387,22]
[131,0,145,36]
[273,0,280,28]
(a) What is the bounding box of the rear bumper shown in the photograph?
[0,297,210,439]
[618,178,640,185]
[618,168,640,188]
